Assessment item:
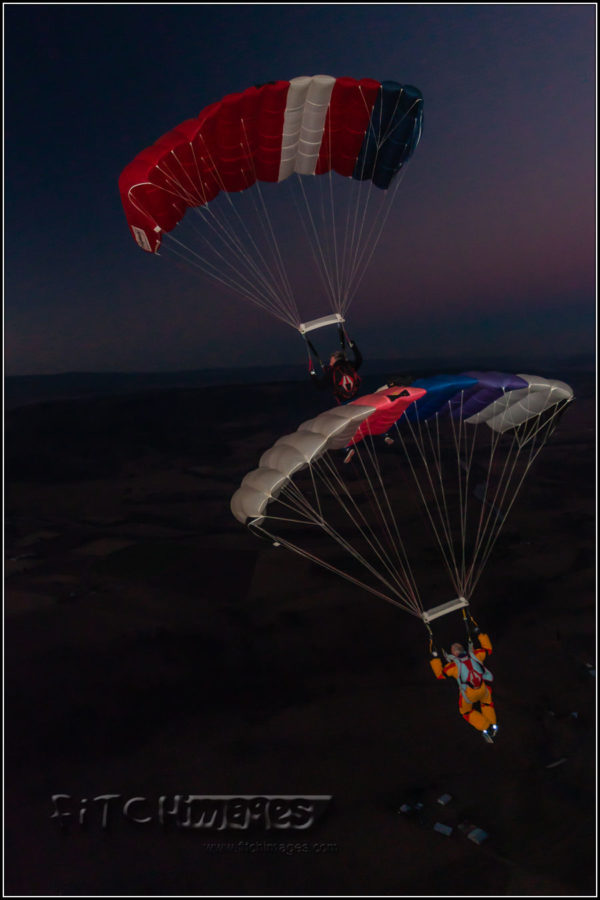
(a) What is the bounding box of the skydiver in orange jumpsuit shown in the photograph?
[430,630,498,743]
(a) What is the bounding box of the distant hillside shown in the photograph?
[5,353,595,410]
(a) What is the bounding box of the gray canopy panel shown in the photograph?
[232,401,378,524]
[298,404,376,449]
[466,374,573,432]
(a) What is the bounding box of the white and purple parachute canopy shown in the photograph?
[230,370,572,623]
[232,371,573,527]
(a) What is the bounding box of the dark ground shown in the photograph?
[4,372,596,896]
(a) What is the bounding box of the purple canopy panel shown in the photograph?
[450,371,529,420]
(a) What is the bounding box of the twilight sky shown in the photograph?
[4,3,596,375]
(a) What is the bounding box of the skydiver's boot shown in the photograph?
[482,727,494,744]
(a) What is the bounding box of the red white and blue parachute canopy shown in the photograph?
[119,75,423,254]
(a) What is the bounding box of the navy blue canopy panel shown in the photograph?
[353,82,423,188]
[402,373,480,425]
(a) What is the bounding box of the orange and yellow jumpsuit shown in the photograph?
[430,633,497,732]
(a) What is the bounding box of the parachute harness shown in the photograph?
[305,322,352,375]
[426,607,478,660]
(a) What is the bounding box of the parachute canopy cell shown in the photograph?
[297,404,381,451]
[231,403,377,525]
[349,385,427,444]
[462,374,574,432]
[119,75,424,254]
[402,374,480,423]
[448,372,528,420]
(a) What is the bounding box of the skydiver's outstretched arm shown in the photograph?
[430,647,445,680]
[428,630,446,679]
[336,322,363,370]
[477,632,493,655]
[305,338,321,376]
[347,338,363,371]
[462,611,492,656]
[305,338,331,389]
